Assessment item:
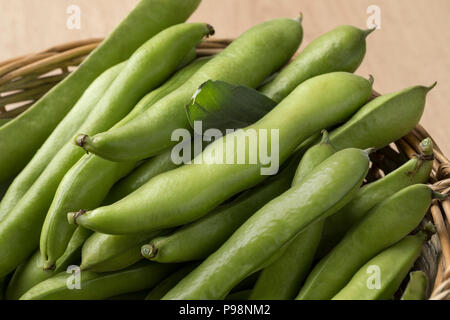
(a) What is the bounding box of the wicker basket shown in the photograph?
[0,39,449,300]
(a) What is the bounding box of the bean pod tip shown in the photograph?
[431,190,448,200]
[419,137,434,156]
[206,24,215,37]
[420,221,436,238]
[42,260,56,271]
[319,129,330,144]
[74,134,90,153]
[363,27,377,38]
[141,243,158,260]
[67,209,86,225]
[364,147,377,156]
[426,81,437,93]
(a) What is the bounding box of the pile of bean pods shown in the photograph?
[0,0,443,301]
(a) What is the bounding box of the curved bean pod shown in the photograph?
[0,278,4,300]
[400,271,428,300]
[0,23,209,278]
[0,62,125,221]
[141,157,298,263]
[333,233,427,300]
[229,272,261,294]
[261,25,373,103]
[20,261,178,300]
[291,131,336,185]
[297,84,435,154]
[40,58,210,270]
[0,0,201,182]
[108,290,148,300]
[103,148,180,204]
[0,179,12,206]
[5,227,91,300]
[6,252,51,300]
[80,230,163,273]
[297,184,434,300]
[329,84,435,151]
[70,72,372,235]
[226,290,253,300]
[75,17,304,162]
[145,263,198,300]
[250,131,335,300]
[317,138,434,257]
[40,156,135,269]
[163,148,370,299]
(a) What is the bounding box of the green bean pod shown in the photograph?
[261,25,373,103]
[40,156,135,270]
[329,84,435,151]
[20,261,178,300]
[250,131,335,300]
[0,179,12,207]
[0,23,209,279]
[105,134,211,205]
[401,271,428,300]
[178,47,198,68]
[296,83,435,155]
[76,17,304,162]
[0,278,4,299]
[317,138,434,258]
[141,158,298,263]
[333,233,427,300]
[229,272,261,293]
[80,230,164,273]
[5,227,91,300]
[104,148,180,204]
[40,58,210,270]
[0,0,201,183]
[146,264,198,300]
[291,131,336,185]
[163,148,370,300]
[108,291,148,300]
[70,72,372,235]
[0,63,124,222]
[226,290,253,300]
[297,184,434,300]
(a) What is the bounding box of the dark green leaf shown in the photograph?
[186,80,277,136]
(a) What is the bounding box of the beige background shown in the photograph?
[0,0,448,153]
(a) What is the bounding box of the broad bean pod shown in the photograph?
[70,72,373,235]
[76,17,304,162]
[332,233,427,300]
[317,138,434,257]
[0,22,209,278]
[20,261,178,300]
[163,148,370,299]
[0,0,201,182]
[250,131,335,300]
[297,184,435,300]
[261,25,373,102]
[40,57,210,269]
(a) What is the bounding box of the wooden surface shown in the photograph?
[1,0,449,154]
